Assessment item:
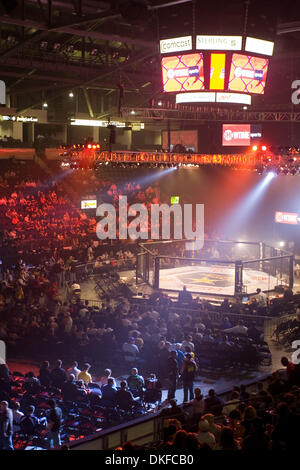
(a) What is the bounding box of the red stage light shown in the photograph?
[252,145,258,151]
[261,145,267,151]
[87,144,92,149]
[96,144,100,148]
[93,145,96,149]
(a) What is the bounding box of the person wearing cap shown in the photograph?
[0,400,14,450]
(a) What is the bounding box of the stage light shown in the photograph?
[158,101,162,106]
[130,110,136,115]
[243,106,247,110]
[279,241,285,247]
[43,102,48,108]
[68,91,74,98]
[252,145,258,151]
[221,170,276,238]
[265,171,276,181]
[261,145,267,151]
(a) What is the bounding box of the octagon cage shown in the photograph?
[136,239,294,298]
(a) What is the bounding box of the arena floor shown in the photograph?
[157,264,284,296]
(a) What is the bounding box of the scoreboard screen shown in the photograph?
[160,36,272,102]
[228,53,269,95]
[161,53,205,93]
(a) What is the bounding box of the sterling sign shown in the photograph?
[160,36,192,54]
[196,35,242,50]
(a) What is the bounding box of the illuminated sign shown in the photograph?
[176,92,251,105]
[71,119,144,128]
[228,54,269,94]
[81,200,97,209]
[171,196,180,204]
[161,53,205,93]
[245,37,274,56]
[216,92,251,105]
[160,36,192,54]
[176,92,216,103]
[196,35,242,50]
[223,124,251,146]
[275,211,299,225]
[222,124,262,146]
[0,81,5,105]
[210,53,226,90]
[0,115,38,122]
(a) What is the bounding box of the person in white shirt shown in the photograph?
[99,369,116,387]
[181,336,195,352]
[222,391,240,416]
[11,402,24,433]
[223,321,248,336]
[197,419,216,449]
[255,288,268,307]
[66,361,81,380]
[122,338,139,362]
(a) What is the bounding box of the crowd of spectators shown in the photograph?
[0,162,162,263]
[1,350,299,450]
[115,358,300,452]
[0,258,276,379]
[0,360,161,450]
[0,161,300,451]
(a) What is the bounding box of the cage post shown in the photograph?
[259,241,265,272]
[234,260,243,297]
[154,257,160,289]
[290,255,294,289]
[135,253,139,284]
[145,252,149,283]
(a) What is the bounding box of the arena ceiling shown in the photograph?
[1,0,300,119]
